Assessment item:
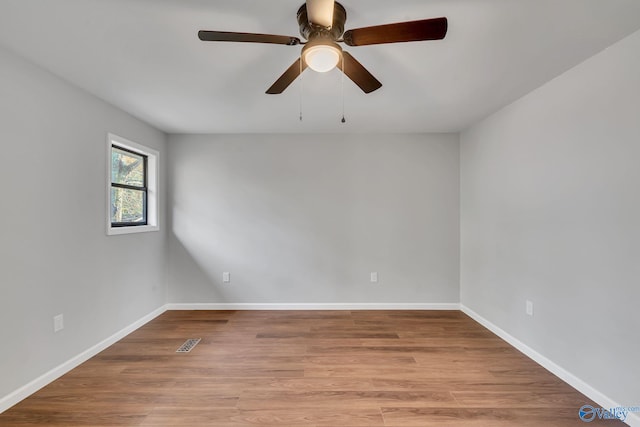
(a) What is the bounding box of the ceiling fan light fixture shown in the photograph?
[302,41,342,73]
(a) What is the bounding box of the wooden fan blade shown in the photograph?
[198,30,301,46]
[338,52,382,94]
[266,57,308,94]
[306,0,335,28]
[343,17,447,46]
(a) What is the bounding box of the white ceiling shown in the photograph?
[1,0,640,134]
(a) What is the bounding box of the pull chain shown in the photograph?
[299,57,303,121]
[341,54,346,123]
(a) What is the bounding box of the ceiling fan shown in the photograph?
[198,0,447,94]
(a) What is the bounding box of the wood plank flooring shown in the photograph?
[0,310,622,426]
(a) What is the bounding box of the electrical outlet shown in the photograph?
[526,300,534,316]
[223,272,230,283]
[370,272,378,283]
[53,314,64,332]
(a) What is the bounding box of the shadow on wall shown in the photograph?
[167,180,362,304]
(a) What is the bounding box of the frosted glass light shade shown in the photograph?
[304,44,341,73]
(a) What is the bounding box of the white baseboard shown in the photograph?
[0,305,167,414]
[460,304,639,427]
[166,302,461,311]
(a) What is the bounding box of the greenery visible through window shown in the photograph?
[110,145,147,226]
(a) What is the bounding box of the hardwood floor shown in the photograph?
[0,310,622,426]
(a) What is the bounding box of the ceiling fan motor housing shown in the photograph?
[297,2,347,41]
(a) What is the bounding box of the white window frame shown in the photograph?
[106,133,159,235]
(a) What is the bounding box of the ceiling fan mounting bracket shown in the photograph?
[297,2,347,41]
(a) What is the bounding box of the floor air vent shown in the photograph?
[176,338,201,353]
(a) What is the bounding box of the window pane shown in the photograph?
[111,187,146,224]
[111,147,145,187]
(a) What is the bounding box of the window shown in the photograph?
[107,134,159,235]
[111,146,147,226]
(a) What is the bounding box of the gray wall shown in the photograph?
[167,133,460,305]
[460,30,640,404]
[0,46,167,398]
